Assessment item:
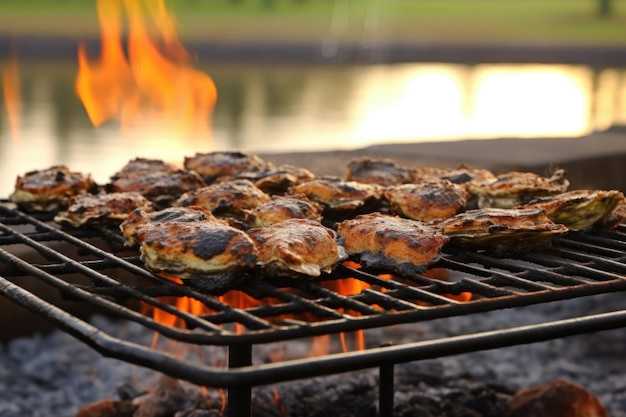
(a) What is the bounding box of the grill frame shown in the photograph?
[2,200,626,415]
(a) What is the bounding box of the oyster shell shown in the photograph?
[336,213,447,276]
[439,207,569,253]
[11,165,97,212]
[248,219,345,278]
[175,179,271,221]
[247,194,323,228]
[519,189,626,231]
[466,169,570,209]
[344,157,413,186]
[54,191,153,228]
[291,176,383,217]
[384,180,467,222]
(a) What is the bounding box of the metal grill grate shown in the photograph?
[2,200,626,414]
[2,201,626,342]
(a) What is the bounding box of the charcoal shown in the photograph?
[2,292,626,417]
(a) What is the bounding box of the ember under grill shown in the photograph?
[2,201,626,417]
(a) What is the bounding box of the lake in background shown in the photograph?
[1,58,626,196]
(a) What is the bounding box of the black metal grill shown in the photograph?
[2,200,626,417]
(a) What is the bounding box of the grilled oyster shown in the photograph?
[439,207,568,252]
[120,205,216,247]
[291,176,383,218]
[345,157,412,186]
[336,213,448,276]
[10,165,97,212]
[234,164,316,195]
[120,205,257,288]
[599,200,626,229]
[247,194,323,228]
[140,220,257,278]
[175,179,271,221]
[110,157,179,176]
[248,219,345,278]
[183,151,269,184]
[411,165,495,185]
[384,180,467,222]
[465,169,569,209]
[107,168,205,208]
[139,220,258,284]
[54,191,153,228]
[519,189,626,231]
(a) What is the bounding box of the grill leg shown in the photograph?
[228,344,252,417]
[379,362,395,417]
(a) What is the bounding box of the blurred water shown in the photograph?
[1,59,626,196]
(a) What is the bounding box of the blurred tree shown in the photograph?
[599,0,612,17]
[262,0,276,9]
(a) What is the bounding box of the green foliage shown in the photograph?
[0,0,625,44]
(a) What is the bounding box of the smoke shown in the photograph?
[321,0,389,61]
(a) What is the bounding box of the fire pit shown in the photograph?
[1,199,626,417]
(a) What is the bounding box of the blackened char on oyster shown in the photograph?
[10,165,97,212]
[248,218,346,278]
[336,213,447,276]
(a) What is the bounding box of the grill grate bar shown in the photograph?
[555,231,626,254]
[336,266,469,305]
[452,278,519,297]
[353,288,424,311]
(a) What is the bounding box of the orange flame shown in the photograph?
[76,0,217,136]
[273,387,287,415]
[1,50,20,140]
[143,273,213,350]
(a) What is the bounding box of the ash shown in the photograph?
[1,292,625,417]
